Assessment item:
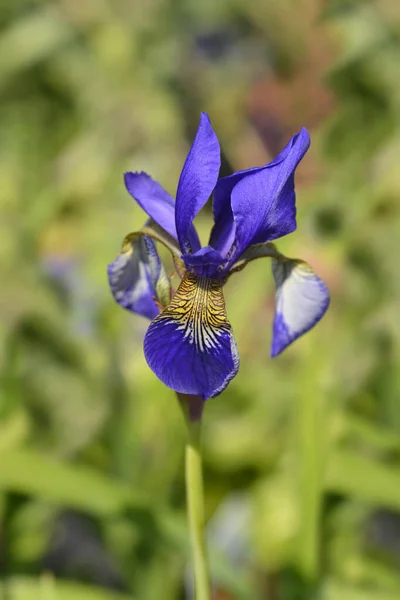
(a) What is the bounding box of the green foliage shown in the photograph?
[1,0,400,598]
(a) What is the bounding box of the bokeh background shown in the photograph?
[1,0,400,598]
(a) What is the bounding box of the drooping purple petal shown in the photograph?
[175,113,221,254]
[144,272,239,399]
[212,128,310,265]
[107,235,170,320]
[181,245,227,278]
[270,257,330,357]
[124,172,178,241]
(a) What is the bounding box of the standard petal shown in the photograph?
[271,257,330,357]
[214,128,310,264]
[144,272,239,399]
[175,113,221,254]
[210,140,294,255]
[124,172,178,241]
[107,234,170,320]
[208,208,236,257]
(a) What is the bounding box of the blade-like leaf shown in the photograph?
[326,449,400,511]
[0,576,132,600]
[0,449,141,517]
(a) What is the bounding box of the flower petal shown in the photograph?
[213,128,310,263]
[208,207,236,257]
[271,257,330,357]
[142,236,171,309]
[107,234,170,320]
[175,113,221,254]
[181,245,227,278]
[124,172,178,241]
[144,272,239,399]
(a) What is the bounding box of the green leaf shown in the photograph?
[0,7,73,87]
[323,580,400,600]
[0,575,132,600]
[326,449,400,511]
[0,449,142,517]
[0,451,255,598]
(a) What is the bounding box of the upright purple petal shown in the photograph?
[107,235,170,320]
[208,206,236,257]
[210,142,294,255]
[271,257,330,357]
[175,113,221,254]
[144,272,239,399]
[124,172,178,241]
[213,128,310,264]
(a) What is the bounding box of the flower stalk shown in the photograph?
[178,393,211,600]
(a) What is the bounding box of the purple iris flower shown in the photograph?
[108,113,329,400]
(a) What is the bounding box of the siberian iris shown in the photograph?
[108,113,329,400]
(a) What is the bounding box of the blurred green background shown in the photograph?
[1,0,400,598]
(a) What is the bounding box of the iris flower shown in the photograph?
[108,113,329,400]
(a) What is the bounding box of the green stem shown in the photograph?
[178,394,211,600]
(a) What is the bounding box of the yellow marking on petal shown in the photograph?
[121,233,139,254]
[295,261,314,275]
[158,272,231,353]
